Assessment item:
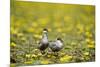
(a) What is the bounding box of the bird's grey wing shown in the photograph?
[49,41,57,49]
[56,41,63,48]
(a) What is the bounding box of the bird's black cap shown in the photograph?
[57,37,63,42]
[43,28,48,32]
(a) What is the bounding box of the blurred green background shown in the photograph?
[10,0,95,66]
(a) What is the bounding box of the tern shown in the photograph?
[49,38,63,55]
[38,28,49,54]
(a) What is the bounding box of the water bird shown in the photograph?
[38,28,49,54]
[49,37,63,55]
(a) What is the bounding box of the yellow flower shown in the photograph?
[34,34,38,37]
[83,52,89,56]
[11,28,18,34]
[86,38,91,43]
[60,55,72,62]
[85,31,92,37]
[34,34,42,39]
[41,60,49,64]
[38,53,42,56]
[21,37,26,41]
[87,44,95,48]
[34,49,39,51]
[77,24,83,30]
[17,33,23,37]
[85,31,90,36]
[91,41,95,44]
[26,54,31,58]
[77,24,84,34]
[32,54,37,58]
[11,42,16,47]
[24,61,33,64]
[47,55,51,58]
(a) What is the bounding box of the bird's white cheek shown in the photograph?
[43,31,47,33]
[58,44,63,47]
[57,41,63,47]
